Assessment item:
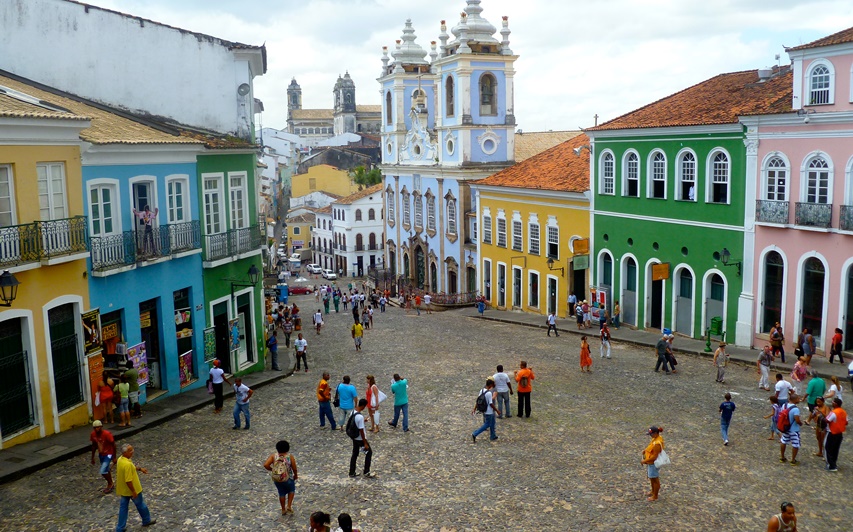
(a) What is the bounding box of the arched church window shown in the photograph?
[385,91,392,125]
[446,76,455,117]
[480,73,497,116]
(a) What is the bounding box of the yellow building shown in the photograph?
[291,164,360,199]
[472,134,590,319]
[286,212,315,256]
[0,91,92,448]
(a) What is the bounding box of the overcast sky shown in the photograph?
[90,0,853,132]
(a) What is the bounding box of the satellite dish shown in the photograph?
[237,83,251,96]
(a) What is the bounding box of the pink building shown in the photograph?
[743,26,853,355]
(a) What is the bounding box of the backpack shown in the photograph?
[346,413,361,439]
[333,384,340,408]
[777,404,793,433]
[475,390,488,413]
[270,453,293,482]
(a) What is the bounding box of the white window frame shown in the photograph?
[87,179,120,237]
[165,174,190,224]
[676,149,697,202]
[426,193,436,231]
[446,197,457,235]
[648,150,667,199]
[37,162,68,220]
[546,220,559,260]
[386,189,395,223]
[511,217,523,252]
[528,221,540,255]
[801,152,833,204]
[600,151,615,195]
[622,150,639,198]
[202,173,225,235]
[413,192,423,228]
[228,171,248,229]
[496,215,507,248]
[806,59,834,106]
[762,153,790,201]
[528,270,540,308]
[483,214,492,244]
[402,191,411,226]
[0,165,17,227]
[706,149,731,204]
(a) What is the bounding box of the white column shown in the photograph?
[736,131,759,346]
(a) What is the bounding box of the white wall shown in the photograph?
[0,0,264,135]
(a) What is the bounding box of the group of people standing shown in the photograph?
[471,361,535,442]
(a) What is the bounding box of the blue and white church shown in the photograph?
[380,0,517,296]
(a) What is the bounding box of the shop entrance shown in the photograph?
[139,298,165,394]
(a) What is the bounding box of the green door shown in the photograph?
[49,304,83,412]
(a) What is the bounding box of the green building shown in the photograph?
[586,68,791,345]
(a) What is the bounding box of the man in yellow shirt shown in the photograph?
[115,443,156,530]
[351,322,364,351]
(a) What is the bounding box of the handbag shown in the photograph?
[378,390,387,404]
[207,378,214,394]
[333,384,340,408]
[654,449,671,468]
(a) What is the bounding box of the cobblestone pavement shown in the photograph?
[1,297,850,531]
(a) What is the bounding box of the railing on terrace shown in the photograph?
[168,221,201,254]
[90,231,136,271]
[755,200,789,224]
[0,216,88,268]
[795,202,832,228]
[204,225,263,262]
[840,205,853,232]
[133,225,171,260]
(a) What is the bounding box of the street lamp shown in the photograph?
[0,269,20,307]
[546,257,565,276]
[230,264,261,300]
[719,248,742,276]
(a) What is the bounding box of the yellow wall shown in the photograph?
[291,164,359,199]
[287,221,313,253]
[478,189,589,319]
[0,144,90,449]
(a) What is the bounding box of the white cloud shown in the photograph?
[87,0,853,131]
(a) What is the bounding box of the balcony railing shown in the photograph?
[168,221,201,254]
[0,216,88,268]
[755,200,789,224]
[840,205,853,231]
[91,231,137,272]
[795,202,832,228]
[133,225,171,260]
[204,225,263,262]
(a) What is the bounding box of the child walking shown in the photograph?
[763,396,782,441]
[719,392,736,446]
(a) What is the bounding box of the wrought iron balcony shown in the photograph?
[133,225,171,260]
[841,205,853,232]
[367,244,384,251]
[204,225,263,262]
[168,221,201,254]
[0,216,88,268]
[755,200,789,224]
[355,244,364,252]
[795,202,832,228]
[90,231,137,272]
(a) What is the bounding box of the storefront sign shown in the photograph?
[573,238,590,255]
[140,311,152,329]
[179,350,194,387]
[88,353,105,419]
[102,322,119,341]
[127,342,149,385]
[175,307,192,339]
[203,327,217,364]
[82,308,102,356]
[573,255,589,271]
[652,262,671,281]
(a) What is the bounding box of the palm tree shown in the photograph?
[349,165,383,190]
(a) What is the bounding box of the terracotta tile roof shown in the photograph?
[291,109,334,120]
[475,134,590,194]
[589,67,793,131]
[356,105,381,113]
[176,128,256,150]
[0,72,204,146]
[514,130,582,162]
[315,205,333,214]
[335,183,383,205]
[0,90,90,121]
[286,212,316,224]
[787,26,853,51]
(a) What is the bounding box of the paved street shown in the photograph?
[1,295,850,531]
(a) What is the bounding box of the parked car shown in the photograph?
[306,263,323,274]
[322,269,337,280]
[288,284,313,295]
[290,253,302,261]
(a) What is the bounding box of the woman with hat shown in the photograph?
[209,360,231,414]
[582,300,591,328]
[641,426,665,501]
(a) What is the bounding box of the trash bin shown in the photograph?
[710,317,723,336]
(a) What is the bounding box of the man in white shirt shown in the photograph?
[567,293,578,319]
[294,333,308,372]
[348,399,375,478]
[546,312,559,337]
[423,293,432,314]
[313,309,323,335]
[492,365,513,418]
[232,377,253,430]
[774,373,793,404]
[471,378,500,442]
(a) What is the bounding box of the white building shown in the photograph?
[313,206,335,271]
[0,0,266,138]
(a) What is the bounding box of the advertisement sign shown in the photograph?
[126,342,149,386]
[81,308,102,356]
[179,350,194,387]
[102,321,119,341]
[591,288,609,325]
[229,318,241,352]
[88,353,105,419]
[652,262,671,281]
[203,327,217,364]
[573,255,589,271]
[175,307,192,339]
[139,311,152,328]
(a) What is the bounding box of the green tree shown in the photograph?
[349,165,383,190]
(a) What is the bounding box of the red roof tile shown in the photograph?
[787,26,853,52]
[475,134,590,193]
[589,67,793,131]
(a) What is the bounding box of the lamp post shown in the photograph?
[0,269,20,307]
[230,264,261,301]
[719,248,742,277]
[546,257,565,277]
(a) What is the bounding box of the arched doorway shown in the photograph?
[845,264,853,350]
[449,270,458,294]
[388,248,396,276]
[622,256,637,326]
[705,272,725,333]
[414,246,425,289]
[674,267,693,336]
[403,253,410,284]
[801,257,825,342]
[600,252,613,312]
[430,262,437,292]
[762,251,784,333]
[647,262,664,330]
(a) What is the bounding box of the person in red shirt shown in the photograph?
[824,398,847,471]
[90,420,117,493]
[829,327,844,364]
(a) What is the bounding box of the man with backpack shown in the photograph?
[346,399,376,478]
[515,361,535,418]
[779,393,803,465]
[471,378,500,443]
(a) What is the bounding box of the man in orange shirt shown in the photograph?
[317,372,337,430]
[515,361,535,418]
[824,397,847,471]
[414,295,421,316]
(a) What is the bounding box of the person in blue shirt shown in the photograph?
[780,393,803,465]
[719,393,736,446]
[388,374,410,432]
[336,376,359,429]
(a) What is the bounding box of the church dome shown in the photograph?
[391,19,429,66]
[450,0,499,46]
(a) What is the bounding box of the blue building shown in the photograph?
[380,1,518,295]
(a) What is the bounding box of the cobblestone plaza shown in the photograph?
[1,297,849,531]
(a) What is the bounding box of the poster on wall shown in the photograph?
[82,309,102,356]
[88,353,105,419]
[203,327,217,364]
[229,318,240,353]
[591,288,609,325]
[179,350,194,387]
[175,307,192,339]
[126,342,149,386]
